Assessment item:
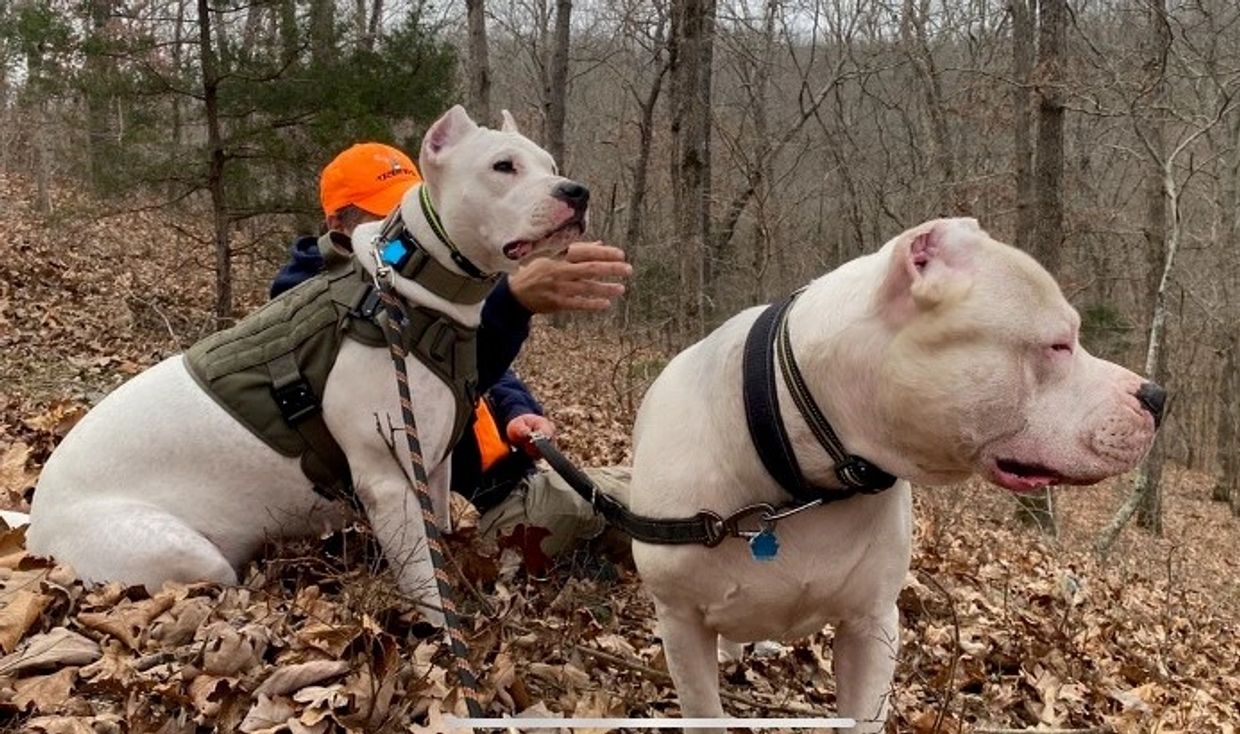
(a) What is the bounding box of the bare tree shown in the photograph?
[1014,0,1069,536]
[1010,0,1035,251]
[197,0,232,324]
[1032,0,1066,276]
[467,0,492,123]
[544,0,572,168]
[669,0,717,336]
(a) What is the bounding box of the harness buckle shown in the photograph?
[272,380,319,424]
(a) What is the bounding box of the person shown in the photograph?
[271,142,632,565]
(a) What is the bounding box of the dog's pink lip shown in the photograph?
[988,458,1064,493]
[504,217,585,261]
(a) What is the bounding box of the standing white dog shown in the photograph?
[26,106,587,623]
[628,218,1162,732]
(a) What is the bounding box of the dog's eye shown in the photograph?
[492,159,516,174]
[1049,343,1073,355]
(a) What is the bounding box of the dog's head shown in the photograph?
[867,217,1162,493]
[409,105,588,275]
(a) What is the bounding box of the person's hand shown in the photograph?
[508,241,632,313]
[506,414,556,458]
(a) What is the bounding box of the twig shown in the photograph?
[917,571,960,734]
[565,642,824,717]
[973,728,1110,734]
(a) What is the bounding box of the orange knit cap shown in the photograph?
[319,142,421,218]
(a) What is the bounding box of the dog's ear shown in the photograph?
[879,218,979,316]
[500,109,520,134]
[421,105,479,166]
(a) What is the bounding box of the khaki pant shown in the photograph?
[478,465,630,557]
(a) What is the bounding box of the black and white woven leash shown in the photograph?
[369,229,485,718]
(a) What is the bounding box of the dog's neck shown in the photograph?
[777,249,917,488]
[354,192,497,328]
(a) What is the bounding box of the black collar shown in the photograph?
[742,292,897,500]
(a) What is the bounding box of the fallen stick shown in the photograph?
[566,642,826,718]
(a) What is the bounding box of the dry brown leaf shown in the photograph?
[200,621,269,676]
[23,402,88,438]
[570,690,626,734]
[149,596,215,647]
[0,586,52,652]
[188,673,235,718]
[254,659,351,696]
[0,525,30,569]
[0,441,36,498]
[78,593,176,650]
[12,666,78,713]
[449,493,480,535]
[24,715,98,734]
[239,692,296,733]
[0,627,101,676]
[294,621,359,658]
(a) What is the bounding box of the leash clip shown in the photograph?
[370,238,393,290]
[718,502,777,541]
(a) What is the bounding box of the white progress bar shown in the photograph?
[445,717,855,729]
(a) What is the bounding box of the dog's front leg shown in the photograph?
[356,471,446,626]
[656,603,727,734]
[832,605,899,733]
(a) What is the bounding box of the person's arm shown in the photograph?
[474,242,631,392]
[269,236,325,298]
[489,370,544,425]
[475,277,534,393]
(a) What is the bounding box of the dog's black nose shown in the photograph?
[1135,381,1167,427]
[552,181,590,211]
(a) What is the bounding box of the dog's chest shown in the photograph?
[643,486,914,642]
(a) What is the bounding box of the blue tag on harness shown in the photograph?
[380,239,410,269]
[749,528,779,562]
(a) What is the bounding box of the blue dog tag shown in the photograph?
[749,527,779,562]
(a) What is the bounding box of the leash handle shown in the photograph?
[530,433,597,504]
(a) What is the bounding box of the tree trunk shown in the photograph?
[365,0,383,52]
[1212,339,1237,508]
[669,0,716,337]
[1010,0,1035,251]
[1135,0,1172,533]
[197,0,232,324]
[543,0,572,169]
[84,0,115,191]
[308,0,334,65]
[624,50,670,276]
[1032,0,1066,275]
[1096,158,1184,556]
[466,0,492,124]
[1014,0,1067,536]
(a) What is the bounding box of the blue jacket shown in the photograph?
[271,236,541,505]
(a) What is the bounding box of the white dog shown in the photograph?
[628,218,1162,732]
[26,106,586,623]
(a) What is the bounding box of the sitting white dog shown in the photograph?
[628,218,1163,732]
[26,106,587,623]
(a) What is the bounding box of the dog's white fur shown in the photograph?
[629,218,1158,732]
[26,106,585,624]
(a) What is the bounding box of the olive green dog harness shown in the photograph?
[184,248,490,501]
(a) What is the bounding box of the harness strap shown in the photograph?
[267,352,354,503]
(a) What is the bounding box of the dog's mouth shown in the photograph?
[503,216,585,261]
[989,458,1066,493]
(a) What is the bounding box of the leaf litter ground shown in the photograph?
[0,172,1237,732]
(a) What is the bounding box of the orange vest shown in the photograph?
[473,399,513,471]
